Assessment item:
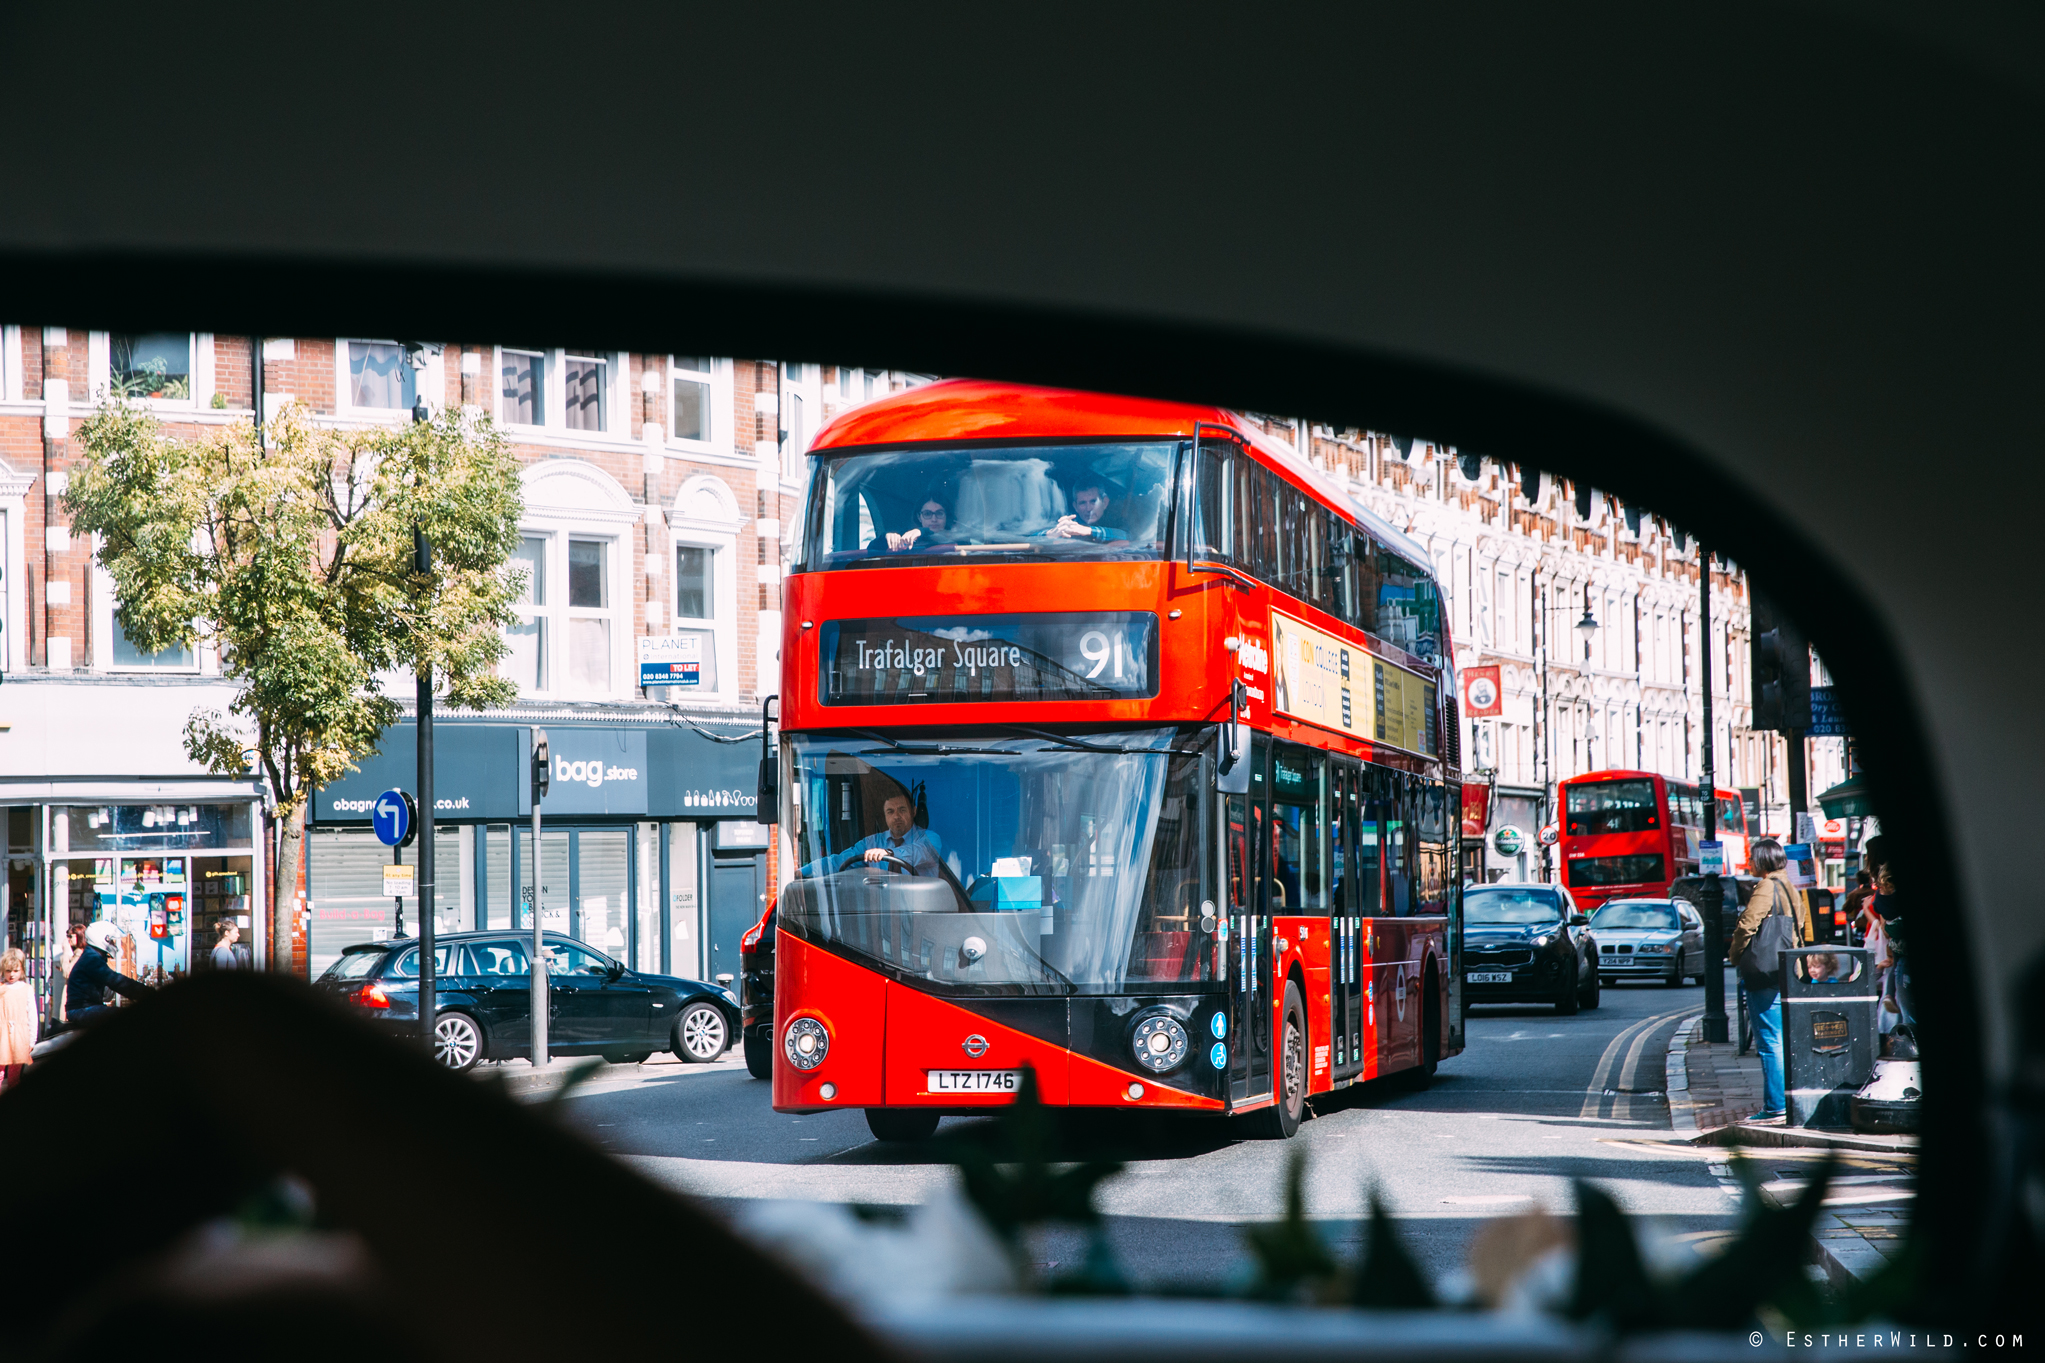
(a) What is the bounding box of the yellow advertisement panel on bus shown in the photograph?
[1271,609,1438,758]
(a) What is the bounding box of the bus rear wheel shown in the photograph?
[1249,980,1307,1139]
[866,1109,941,1143]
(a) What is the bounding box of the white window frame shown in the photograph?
[93,330,203,411]
[510,461,643,701]
[667,475,744,704]
[0,459,31,672]
[335,338,444,422]
[89,555,213,675]
[666,355,725,453]
[559,348,618,436]
[497,345,550,430]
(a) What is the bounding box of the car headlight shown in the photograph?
[1132,1013,1189,1074]
[784,1017,830,1071]
[719,987,739,1006]
[1636,943,1673,954]
[1530,933,1555,947]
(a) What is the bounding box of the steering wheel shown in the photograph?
[865,852,918,875]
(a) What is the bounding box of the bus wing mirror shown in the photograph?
[756,695,779,825]
[1216,680,1250,794]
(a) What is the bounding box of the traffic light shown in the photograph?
[1750,590,1811,732]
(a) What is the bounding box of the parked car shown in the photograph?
[316,930,740,1072]
[738,905,776,1080]
[1588,897,1704,985]
[1462,884,1600,1014]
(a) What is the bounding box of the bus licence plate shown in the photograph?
[926,1070,1023,1093]
[1466,971,1514,984]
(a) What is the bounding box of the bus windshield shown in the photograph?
[803,442,1176,569]
[1565,778,1659,836]
[779,729,1214,994]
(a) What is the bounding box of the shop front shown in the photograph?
[309,717,764,987]
[0,778,270,1014]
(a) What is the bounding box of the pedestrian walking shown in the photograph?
[0,948,35,1089]
[43,923,81,1037]
[210,920,247,971]
[1727,836,1808,1123]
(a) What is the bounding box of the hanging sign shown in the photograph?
[1699,839,1726,875]
[1461,665,1503,718]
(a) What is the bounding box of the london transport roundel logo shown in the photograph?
[961,1034,990,1058]
[1466,675,1499,711]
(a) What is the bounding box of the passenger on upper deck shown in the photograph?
[875,490,959,554]
[1043,480,1129,545]
[798,791,951,878]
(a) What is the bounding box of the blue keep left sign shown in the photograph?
[372,788,416,848]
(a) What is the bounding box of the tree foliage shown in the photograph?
[65,400,526,814]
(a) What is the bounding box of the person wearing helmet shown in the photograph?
[63,921,148,1026]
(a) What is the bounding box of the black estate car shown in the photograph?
[317,930,741,1072]
[1462,884,1600,1014]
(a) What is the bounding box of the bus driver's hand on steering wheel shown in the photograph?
[864,848,916,873]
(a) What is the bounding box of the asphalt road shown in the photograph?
[553,973,1742,1290]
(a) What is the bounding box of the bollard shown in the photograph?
[1780,944,1878,1127]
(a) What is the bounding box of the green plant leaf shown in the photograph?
[1567,1180,1667,1330]
[1244,1149,1338,1300]
[1350,1191,1436,1309]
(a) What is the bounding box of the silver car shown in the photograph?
[1588,898,1704,986]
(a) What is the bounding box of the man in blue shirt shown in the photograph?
[803,791,950,878]
[1045,481,1128,544]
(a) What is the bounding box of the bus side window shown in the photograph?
[1328,766,1348,912]
[1193,438,1232,560]
[1416,782,1448,915]
[1253,465,1281,584]
[1226,796,1248,914]
[1385,771,1413,917]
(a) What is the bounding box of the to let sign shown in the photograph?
[640,635,704,688]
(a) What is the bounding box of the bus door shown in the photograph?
[1226,738,1272,1101]
[1330,761,1368,1082]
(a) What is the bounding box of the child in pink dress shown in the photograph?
[0,948,37,1088]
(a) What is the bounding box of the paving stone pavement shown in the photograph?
[1663,1009,1913,1292]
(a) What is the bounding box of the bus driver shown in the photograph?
[800,791,951,878]
[1045,480,1128,544]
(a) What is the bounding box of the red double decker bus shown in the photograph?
[766,381,1464,1140]
[1557,769,1749,912]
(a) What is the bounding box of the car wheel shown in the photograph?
[1580,959,1601,1010]
[1665,963,1684,987]
[866,1108,941,1142]
[743,1026,774,1080]
[433,1011,484,1072]
[1249,980,1307,1138]
[1405,970,1440,1088]
[1555,962,1582,1015]
[673,1001,730,1063]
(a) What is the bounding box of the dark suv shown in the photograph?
[316,930,741,1072]
[1462,883,1601,1014]
[738,906,775,1079]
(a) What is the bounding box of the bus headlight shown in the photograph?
[784,1017,830,1071]
[1132,1014,1189,1074]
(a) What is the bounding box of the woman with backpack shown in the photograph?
[1726,837,1810,1123]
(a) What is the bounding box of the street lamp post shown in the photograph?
[530,729,550,1067]
[410,389,439,1056]
[1698,547,1729,1043]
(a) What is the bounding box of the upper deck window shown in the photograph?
[802,442,1174,570]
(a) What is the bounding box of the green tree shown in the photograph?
[65,400,525,968]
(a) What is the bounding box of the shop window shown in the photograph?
[345,341,417,411]
[110,608,195,670]
[671,357,712,443]
[501,348,545,426]
[564,351,607,432]
[108,333,192,401]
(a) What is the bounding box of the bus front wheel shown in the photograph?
[1248,980,1307,1139]
[866,1109,941,1143]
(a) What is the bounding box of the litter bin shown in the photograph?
[1781,944,1878,1127]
